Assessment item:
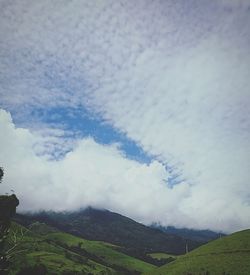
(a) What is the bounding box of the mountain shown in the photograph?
[151,224,224,243]
[14,208,202,257]
[145,229,250,275]
[7,222,156,274]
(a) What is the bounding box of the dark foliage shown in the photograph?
[0,166,19,273]
[0,167,3,183]
[17,264,48,275]
[151,224,225,243]
[0,195,19,220]
[116,246,175,266]
[52,240,140,275]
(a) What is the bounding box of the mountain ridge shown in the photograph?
[151,224,225,243]
[14,207,202,256]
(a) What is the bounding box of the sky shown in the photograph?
[0,0,250,233]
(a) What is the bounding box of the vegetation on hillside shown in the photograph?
[7,222,156,274]
[15,208,201,257]
[145,229,250,275]
[2,167,248,274]
[0,167,19,273]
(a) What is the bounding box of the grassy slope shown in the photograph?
[8,223,113,275]
[145,229,250,275]
[7,222,155,274]
[148,253,178,260]
[45,231,155,273]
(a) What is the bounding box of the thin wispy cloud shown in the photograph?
[0,0,250,232]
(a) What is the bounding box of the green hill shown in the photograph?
[15,208,201,256]
[145,229,250,275]
[7,222,155,274]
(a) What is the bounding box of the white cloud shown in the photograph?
[0,109,170,220]
[0,0,228,113]
[1,109,250,233]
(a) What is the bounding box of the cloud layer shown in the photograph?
[0,1,250,232]
[1,109,250,233]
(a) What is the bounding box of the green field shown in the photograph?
[45,231,155,273]
[148,253,178,260]
[7,222,156,274]
[7,222,250,275]
[145,229,250,275]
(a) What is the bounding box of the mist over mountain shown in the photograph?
[151,224,225,243]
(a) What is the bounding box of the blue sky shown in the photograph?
[29,105,154,163]
[0,0,250,232]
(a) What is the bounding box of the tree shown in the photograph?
[0,167,3,184]
[0,166,19,273]
[17,264,47,275]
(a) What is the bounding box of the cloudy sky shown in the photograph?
[0,0,250,233]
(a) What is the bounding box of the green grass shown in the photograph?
[25,251,110,274]
[7,223,113,274]
[6,222,155,274]
[45,231,156,273]
[145,229,250,275]
[148,253,178,260]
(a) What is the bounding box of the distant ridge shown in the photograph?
[151,224,225,243]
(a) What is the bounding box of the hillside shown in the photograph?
[15,208,201,256]
[7,222,156,274]
[145,229,250,275]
